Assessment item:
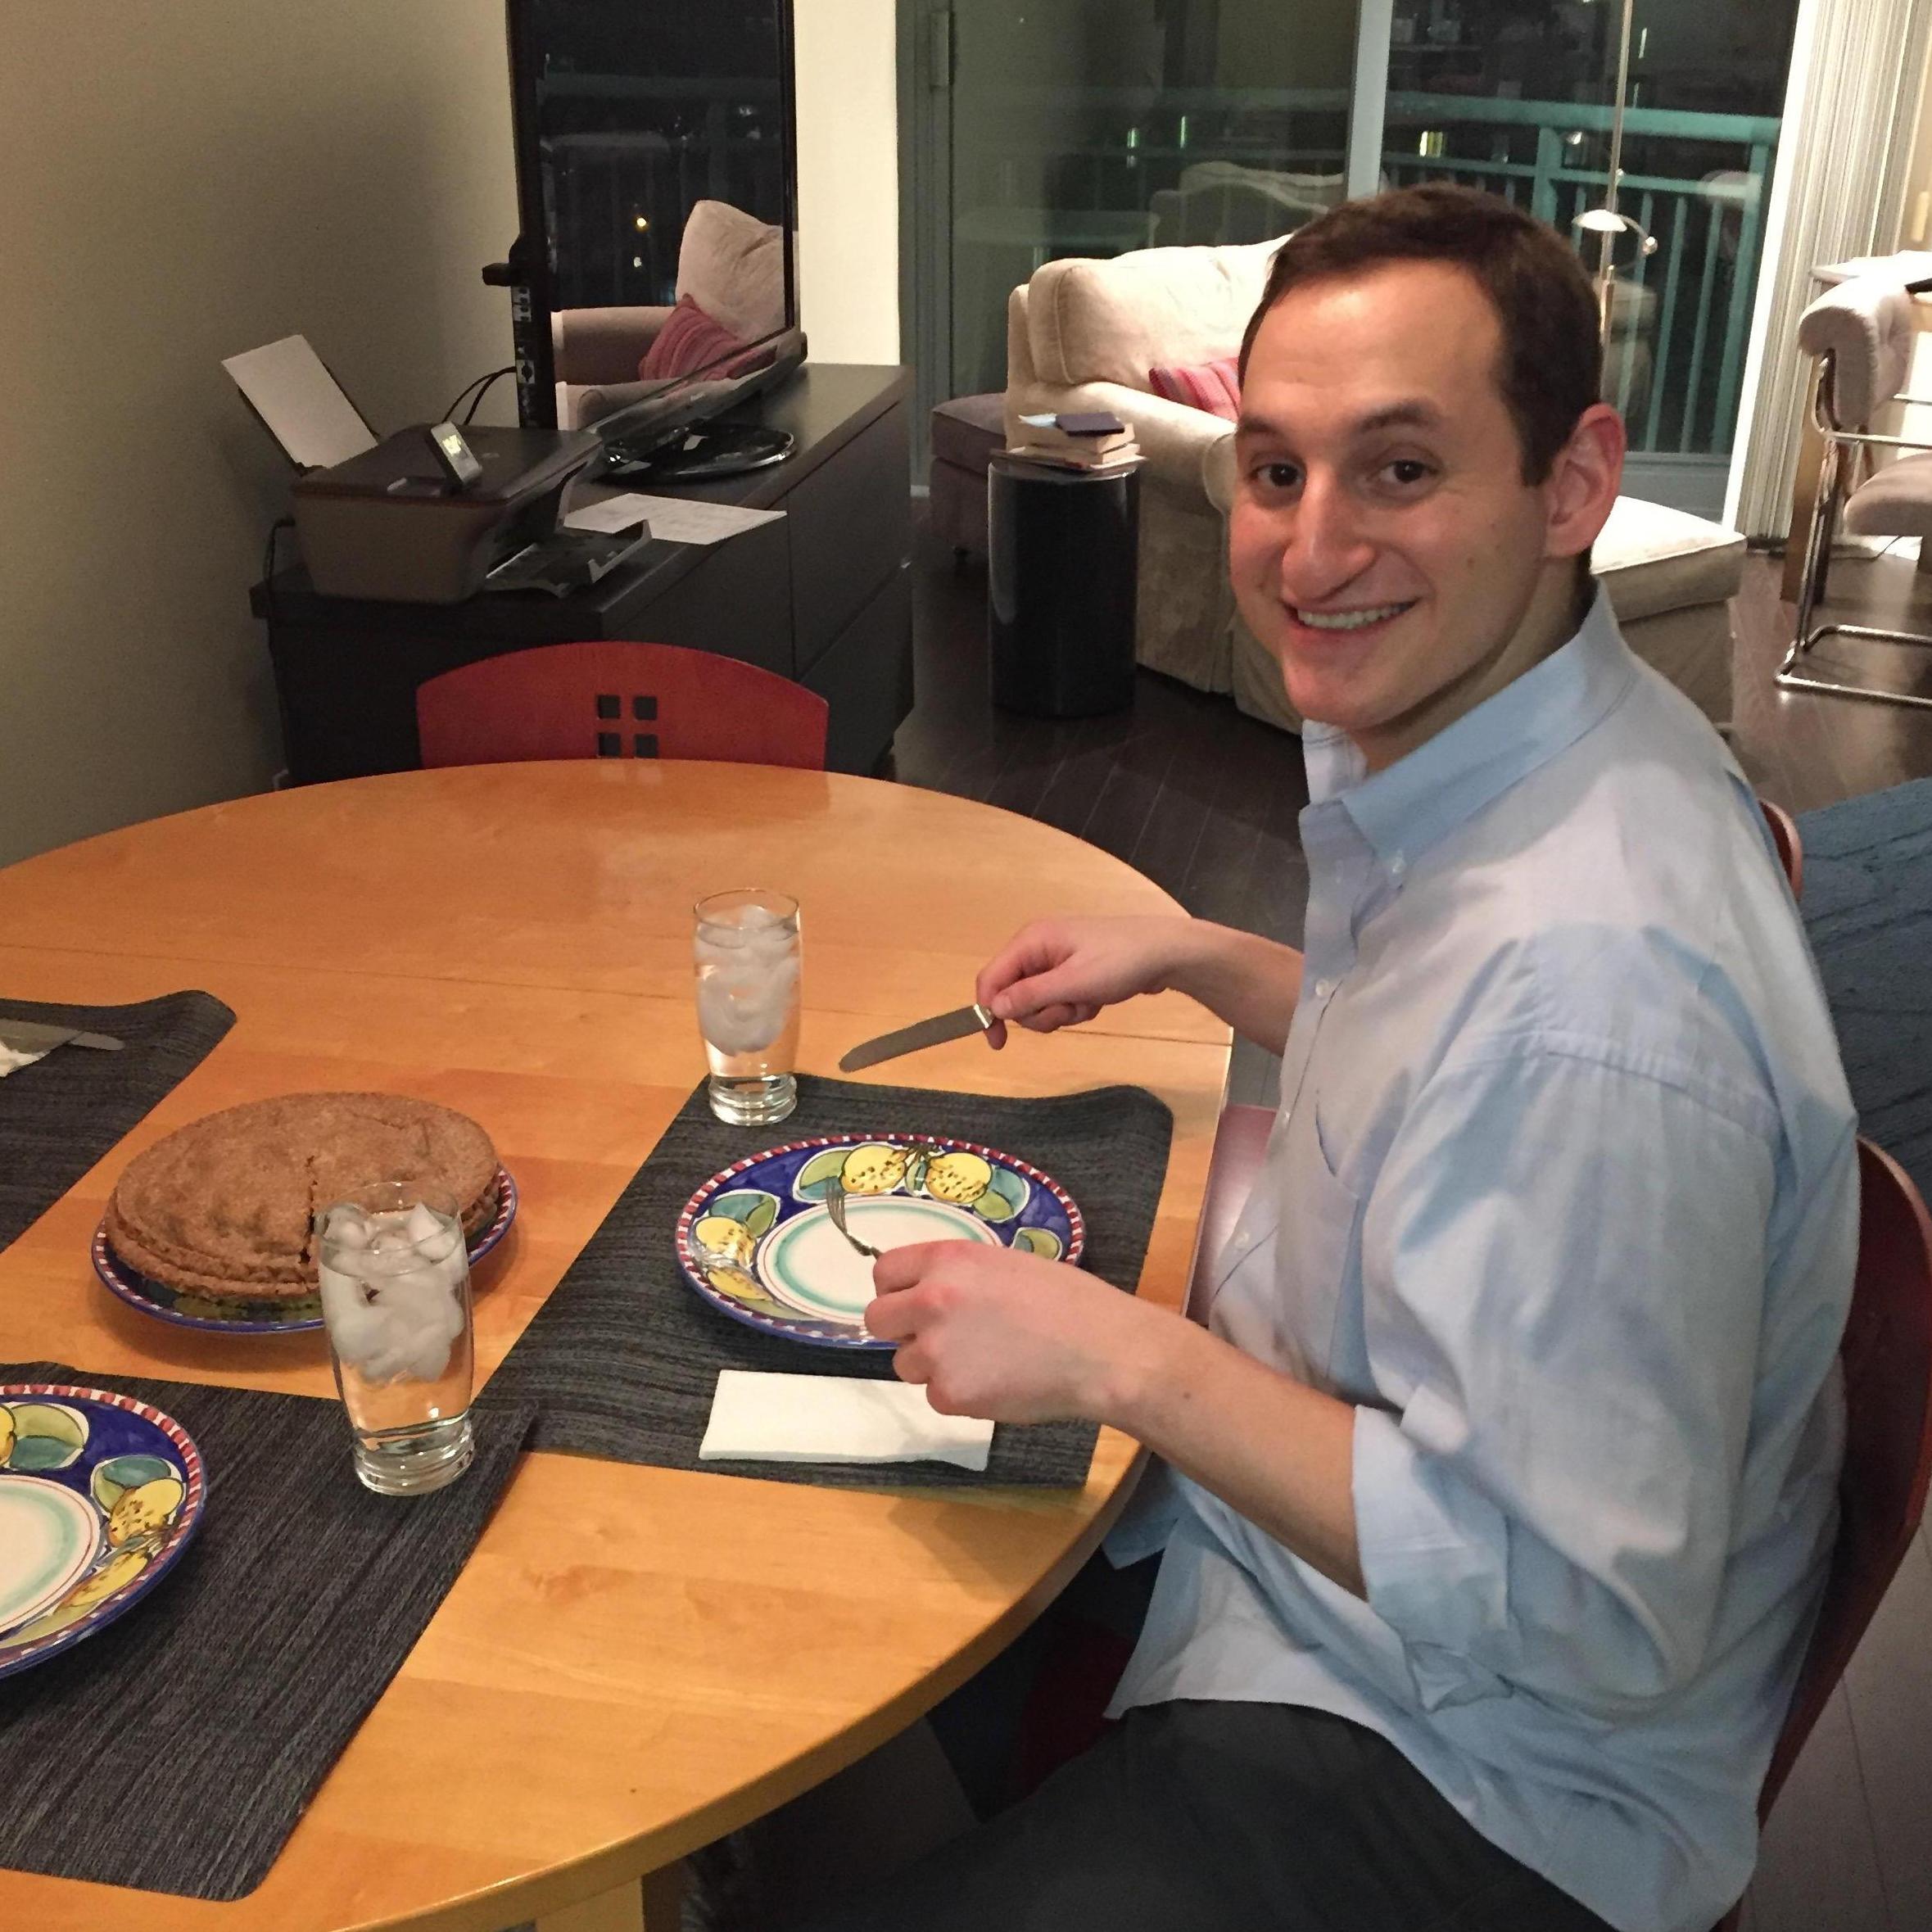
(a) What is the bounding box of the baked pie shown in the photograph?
[106,1093,498,1301]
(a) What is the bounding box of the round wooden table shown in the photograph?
[0,762,1229,1932]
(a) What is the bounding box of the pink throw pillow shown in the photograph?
[639,295,753,382]
[1147,356,1242,421]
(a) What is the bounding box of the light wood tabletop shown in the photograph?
[0,761,1231,1932]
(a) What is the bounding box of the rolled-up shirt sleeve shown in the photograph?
[1350,1038,1778,1720]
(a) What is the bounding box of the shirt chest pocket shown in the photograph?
[1209,1102,1364,1388]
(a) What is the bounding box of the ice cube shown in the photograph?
[404,1330,454,1382]
[361,1245,422,1280]
[323,1205,370,1248]
[415,1224,460,1265]
[369,1214,414,1252]
[324,1242,372,1279]
[359,1337,416,1385]
[320,1268,388,1369]
[403,1201,446,1246]
[383,1262,439,1301]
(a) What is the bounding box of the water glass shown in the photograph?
[693,887,802,1125]
[316,1182,476,1495]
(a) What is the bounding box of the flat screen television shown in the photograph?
[495,0,804,461]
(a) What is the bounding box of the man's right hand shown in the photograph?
[975,915,1305,1056]
[975,916,1194,1048]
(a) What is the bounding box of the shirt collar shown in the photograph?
[1301,583,1638,868]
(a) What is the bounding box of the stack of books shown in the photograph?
[1008,410,1141,472]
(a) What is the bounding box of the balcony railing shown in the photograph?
[1382,93,1779,456]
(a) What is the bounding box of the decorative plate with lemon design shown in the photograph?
[0,1382,206,1680]
[676,1133,1085,1349]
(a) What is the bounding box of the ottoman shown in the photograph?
[929,393,1007,560]
[1210,460,1744,735]
[1591,494,1745,735]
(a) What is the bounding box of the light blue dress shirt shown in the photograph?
[1106,590,1858,1932]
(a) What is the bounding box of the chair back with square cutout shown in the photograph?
[415,640,828,771]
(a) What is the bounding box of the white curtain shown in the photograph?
[1725,0,1932,539]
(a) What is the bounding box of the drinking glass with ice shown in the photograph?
[317,1183,476,1495]
[694,888,802,1125]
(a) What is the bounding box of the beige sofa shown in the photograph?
[551,198,787,430]
[1005,237,1736,733]
[1006,239,1283,695]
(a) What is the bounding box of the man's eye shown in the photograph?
[1251,461,1301,491]
[1382,459,1433,486]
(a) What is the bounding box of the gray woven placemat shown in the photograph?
[0,992,235,1254]
[0,1361,534,1900]
[482,1075,1174,1488]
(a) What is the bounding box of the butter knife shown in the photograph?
[0,1019,125,1054]
[839,1003,995,1072]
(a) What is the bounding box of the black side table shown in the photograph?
[987,452,1140,717]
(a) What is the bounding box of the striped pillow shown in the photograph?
[1147,355,1242,420]
[639,295,753,382]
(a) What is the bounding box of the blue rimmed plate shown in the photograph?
[0,1382,206,1680]
[92,1166,519,1335]
[676,1133,1084,1350]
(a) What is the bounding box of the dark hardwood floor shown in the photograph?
[893,523,1932,1931]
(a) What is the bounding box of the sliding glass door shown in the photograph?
[1378,1,1799,514]
[902,0,1803,512]
[902,0,1360,425]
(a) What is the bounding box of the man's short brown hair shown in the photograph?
[1238,183,1602,484]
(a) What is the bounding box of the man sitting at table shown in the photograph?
[792,185,1858,1932]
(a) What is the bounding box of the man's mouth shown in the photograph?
[1289,600,1418,632]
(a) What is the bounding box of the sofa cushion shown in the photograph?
[1593,495,1747,622]
[1148,357,1242,420]
[930,392,1007,473]
[676,197,787,346]
[639,295,750,382]
[1025,238,1282,391]
[1844,450,1932,536]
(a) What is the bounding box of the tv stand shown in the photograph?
[252,365,913,780]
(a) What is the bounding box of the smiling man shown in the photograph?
[792,187,1857,1932]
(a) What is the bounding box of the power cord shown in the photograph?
[441,364,516,424]
[461,368,515,424]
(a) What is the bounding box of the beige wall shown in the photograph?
[1,1,903,868]
[0,2,520,869]
[794,0,900,364]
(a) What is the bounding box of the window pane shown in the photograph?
[949,1,1360,396]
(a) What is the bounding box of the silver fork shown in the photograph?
[824,1175,883,1259]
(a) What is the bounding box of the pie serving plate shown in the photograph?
[91,1166,519,1335]
[676,1132,1084,1350]
[0,1382,206,1681]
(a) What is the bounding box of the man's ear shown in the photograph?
[1542,402,1625,562]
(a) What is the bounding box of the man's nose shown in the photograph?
[1280,474,1375,601]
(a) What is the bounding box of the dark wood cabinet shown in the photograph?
[252,364,914,781]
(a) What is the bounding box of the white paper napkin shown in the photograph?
[699,1369,994,1471]
[0,1043,49,1079]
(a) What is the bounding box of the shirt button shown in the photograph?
[1314,978,1334,999]
[1390,853,1406,877]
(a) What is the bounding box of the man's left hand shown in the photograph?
[863,1241,1161,1424]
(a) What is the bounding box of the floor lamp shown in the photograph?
[1575,0,1658,356]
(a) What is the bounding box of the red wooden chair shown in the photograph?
[1717,1136,1932,1925]
[1760,796,1805,899]
[414,640,829,771]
